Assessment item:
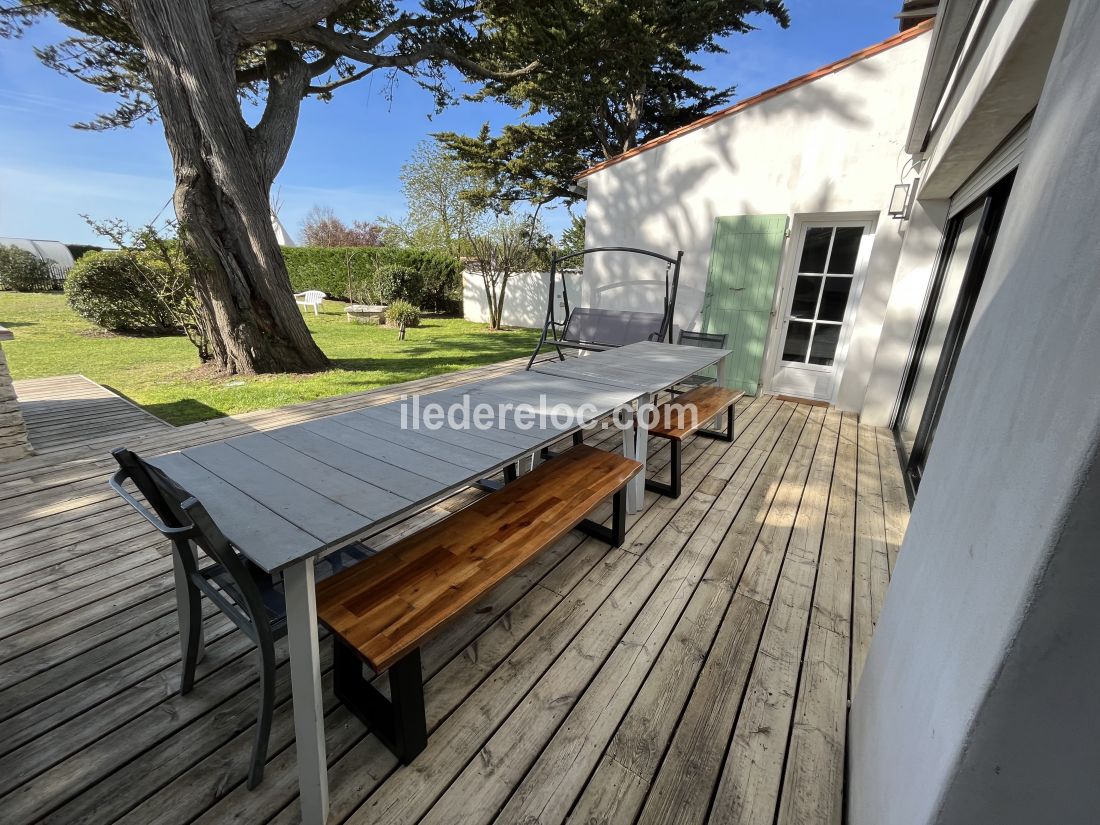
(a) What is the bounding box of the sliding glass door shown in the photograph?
[894,173,1015,496]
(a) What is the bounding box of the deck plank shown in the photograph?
[13,375,171,454]
[777,412,859,825]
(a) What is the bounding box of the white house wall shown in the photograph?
[582,31,931,411]
[862,0,1070,427]
[850,2,1100,821]
[916,0,1069,200]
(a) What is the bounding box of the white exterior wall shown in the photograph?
[582,32,931,411]
[462,269,581,329]
[849,2,1100,823]
[862,0,1070,426]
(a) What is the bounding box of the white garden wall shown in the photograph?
[462,269,581,329]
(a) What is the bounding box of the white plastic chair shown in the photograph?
[294,290,325,315]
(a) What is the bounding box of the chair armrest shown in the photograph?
[110,470,195,538]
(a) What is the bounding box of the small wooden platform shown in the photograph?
[0,360,909,825]
[13,375,170,454]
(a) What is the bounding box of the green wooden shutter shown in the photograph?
[701,214,789,395]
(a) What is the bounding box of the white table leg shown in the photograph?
[717,353,730,388]
[172,544,204,664]
[625,393,653,513]
[284,560,329,825]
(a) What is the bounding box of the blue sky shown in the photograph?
[0,1,901,245]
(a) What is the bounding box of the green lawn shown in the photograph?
[0,292,538,425]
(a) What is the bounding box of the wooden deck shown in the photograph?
[0,359,908,825]
[13,374,171,454]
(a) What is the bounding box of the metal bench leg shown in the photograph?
[472,462,519,492]
[696,404,735,442]
[333,640,427,764]
[643,439,682,499]
[576,486,628,547]
[540,430,585,461]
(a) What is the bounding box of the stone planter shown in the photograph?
[344,304,388,324]
[0,326,33,463]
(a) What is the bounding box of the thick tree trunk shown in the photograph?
[120,0,329,374]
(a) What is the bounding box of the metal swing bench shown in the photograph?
[526,246,684,369]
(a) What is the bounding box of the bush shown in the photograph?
[0,245,54,292]
[281,246,460,310]
[385,299,421,328]
[66,250,187,332]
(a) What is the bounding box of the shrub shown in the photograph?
[66,250,187,332]
[385,299,421,328]
[280,246,460,310]
[0,245,54,292]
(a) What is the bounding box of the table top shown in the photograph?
[530,340,730,393]
[145,341,727,574]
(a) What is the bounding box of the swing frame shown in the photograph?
[526,246,684,370]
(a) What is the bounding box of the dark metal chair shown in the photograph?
[109,448,369,789]
[672,329,729,393]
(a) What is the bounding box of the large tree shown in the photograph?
[437,0,790,206]
[0,1,535,374]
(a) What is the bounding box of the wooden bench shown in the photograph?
[315,444,642,763]
[643,385,746,498]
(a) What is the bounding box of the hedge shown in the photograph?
[280,246,461,312]
[66,250,185,333]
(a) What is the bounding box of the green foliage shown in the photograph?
[281,247,461,311]
[0,245,55,292]
[65,250,187,332]
[385,300,422,329]
[559,215,586,257]
[380,140,490,253]
[437,1,791,204]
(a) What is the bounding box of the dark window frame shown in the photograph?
[893,172,1016,502]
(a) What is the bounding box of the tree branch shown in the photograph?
[210,0,347,44]
[292,23,539,81]
[248,40,309,185]
[307,65,377,95]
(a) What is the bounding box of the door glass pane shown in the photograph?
[827,227,864,274]
[782,321,812,362]
[898,208,983,455]
[819,277,851,322]
[799,228,832,273]
[809,324,840,365]
[790,275,821,319]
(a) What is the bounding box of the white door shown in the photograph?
[769,220,873,401]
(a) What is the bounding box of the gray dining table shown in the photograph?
[142,339,728,825]
[530,340,731,511]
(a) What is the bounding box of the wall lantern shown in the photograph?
[888,175,920,220]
